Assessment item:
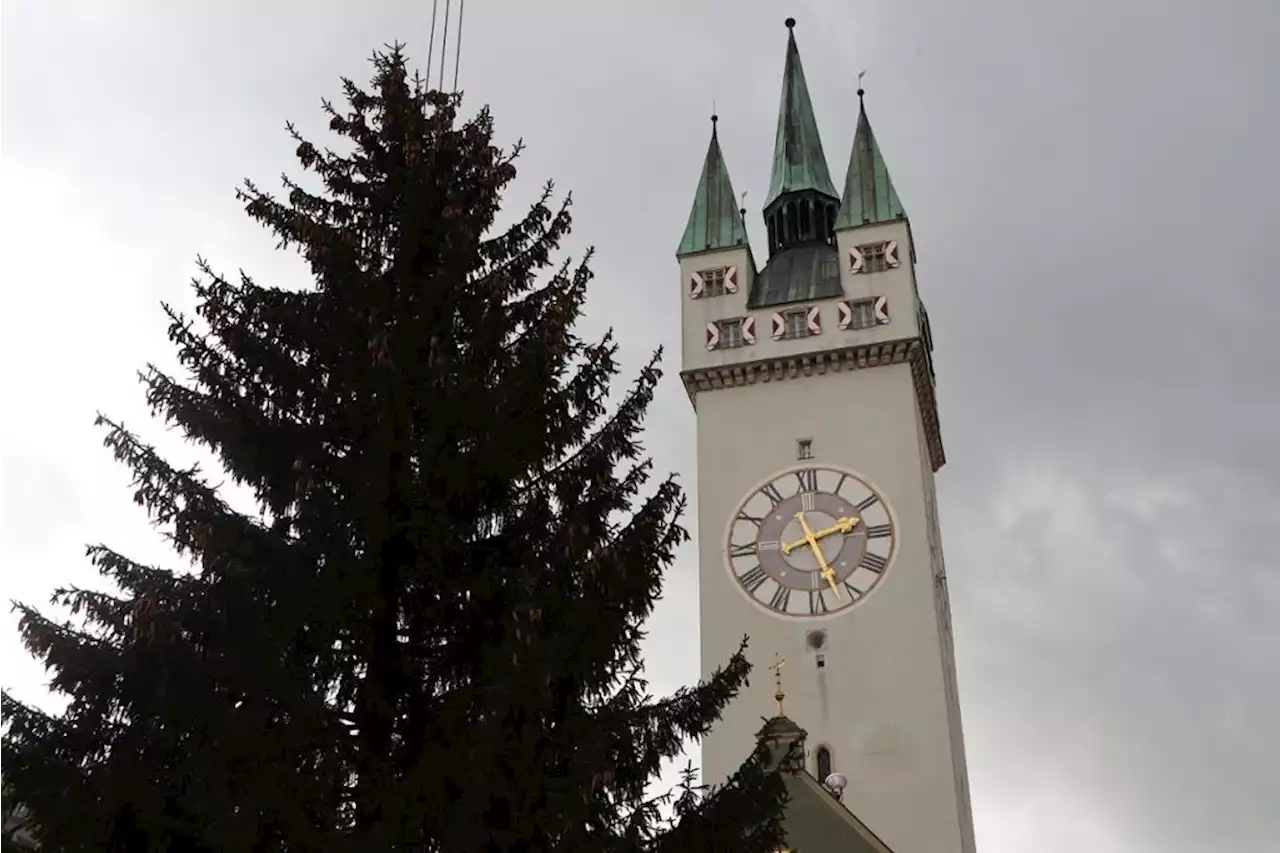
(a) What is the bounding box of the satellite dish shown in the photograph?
[823,773,848,799]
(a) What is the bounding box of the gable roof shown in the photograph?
[779,773,897,853]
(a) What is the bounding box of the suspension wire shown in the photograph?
[452,0,466,92]
[426,0,440,90]
[439,0,452,94]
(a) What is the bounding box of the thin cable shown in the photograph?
[439,0,452,94]
[452,0,466,92]
[426,0,440,90]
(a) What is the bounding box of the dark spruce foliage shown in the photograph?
[2,47,788,852]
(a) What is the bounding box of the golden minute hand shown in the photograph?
[795,512,841,598]
[781,516,859,555]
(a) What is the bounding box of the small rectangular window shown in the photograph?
[856,242,889,274]
[716,318,744,349]
[797,438,813,460]
[783,309,809,340]
[847,298,878,330]
[698,267,728,297]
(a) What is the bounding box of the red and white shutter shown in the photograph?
[705,322,720,350]
[837,300,853,330]
[806,305,822,335]
[771,311,786,341]
[848,246,866,274]
[884,240,901,268]
[873,295,890,325]
[741,316,756,345]
[723,265,739,294]
[689,271,706,299]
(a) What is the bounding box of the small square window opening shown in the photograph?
[857,242,889,274]
[698,267,728,297]
[797,438,813,460]
[716,318,744,349]
[783,309,809,340]
[848,298,878,330]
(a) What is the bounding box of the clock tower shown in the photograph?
[676,19,976,853]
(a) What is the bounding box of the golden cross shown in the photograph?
[769,654,787,716]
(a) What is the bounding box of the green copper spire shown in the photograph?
[835,90,907,229]
[765,19,838,207]
[677,115,749,257]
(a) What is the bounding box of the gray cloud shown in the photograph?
[3,1,1277,850]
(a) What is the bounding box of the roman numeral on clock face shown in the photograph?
[739,565,769,593]
[795,469,818,492]
[808,589,828,614]
[860,552,888,573]
[866,523,892,539]
[760,483,785,505]
[728,542,757,559]
[768,585,791,612]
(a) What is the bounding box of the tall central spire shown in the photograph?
[765,18,837,207]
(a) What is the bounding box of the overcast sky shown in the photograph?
[3,1,1278,850]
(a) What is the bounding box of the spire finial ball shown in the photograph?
[711,113,718,124]
[785,17,796,29]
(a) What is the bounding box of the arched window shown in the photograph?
[816,745,832,781]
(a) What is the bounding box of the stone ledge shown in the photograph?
[680,339,946,472]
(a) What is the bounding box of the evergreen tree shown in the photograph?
[2,47,789,852]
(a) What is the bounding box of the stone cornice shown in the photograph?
[680,338,946,472]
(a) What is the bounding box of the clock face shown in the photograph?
[725,465,897,618]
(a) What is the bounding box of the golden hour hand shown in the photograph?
[794,512,842,598]
[781,516,859,556]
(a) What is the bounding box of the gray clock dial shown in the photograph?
[725,465,897,618]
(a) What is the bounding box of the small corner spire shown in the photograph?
[676,114,750,257]
[835,83,907,230]
[756,653,807,773]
